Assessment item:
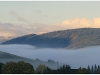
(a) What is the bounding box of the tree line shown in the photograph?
[0,61,100,74]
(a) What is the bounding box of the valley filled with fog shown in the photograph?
[0,44,100,69]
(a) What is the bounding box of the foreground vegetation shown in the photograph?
[0,60,100,74]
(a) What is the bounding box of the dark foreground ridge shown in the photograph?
[2,28,100,49]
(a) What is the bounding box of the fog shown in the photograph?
[0,44,100,69]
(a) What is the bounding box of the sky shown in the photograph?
[1,1,100,37]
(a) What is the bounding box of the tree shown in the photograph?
[43,67,53,74]
[57,64,71,74]
[94,64,97,73]
[76,67,89,74]
[98,65,100,70]
[91,65,94,73]
[2,61,34,74]
[35,64,46,74]
[87,65,90,73]
[95,65,100,74]
[0,62,4,74]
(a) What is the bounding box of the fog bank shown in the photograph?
[0,44,100,69]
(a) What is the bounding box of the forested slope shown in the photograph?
[2,28,100,49]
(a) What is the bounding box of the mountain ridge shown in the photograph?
[2,28,100,49]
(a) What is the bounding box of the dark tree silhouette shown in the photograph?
[2,61,34,74]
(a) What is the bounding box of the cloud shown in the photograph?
[1,44,100,69]
[54,18,100,29]
[1,18,100,38]
[9,11,30,23]
[9,11,17,15]
[0,22,32,37]
[34,10,42,14]
[24,23,54,34]
[0,22,67,37]
[62,18,92,27]
[0,32,14,37]
[33,10,49,18]
[17,16,30,23]
[31,18,100,34]
[0,23,16,37]
[35,10,42,13]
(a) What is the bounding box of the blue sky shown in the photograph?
[1,1,100,37]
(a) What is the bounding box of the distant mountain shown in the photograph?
[0,51,58,70]
[2,28,100,49]
[1,34,37,44]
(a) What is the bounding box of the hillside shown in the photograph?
[2,28,100,49]
[0,50,58,70]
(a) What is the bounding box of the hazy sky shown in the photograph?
[1,1,100,37]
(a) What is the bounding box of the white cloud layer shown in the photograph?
[61,18,100,28]
[0,44,100,69]
[1,18,100,37]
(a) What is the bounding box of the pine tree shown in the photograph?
[94,64,97,73]
[96,65,100,74]
[76,67,89,74]
[87,65,90,73]
[91,65,94,74]
[98,65,100,71]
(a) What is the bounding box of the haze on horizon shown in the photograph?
[0,44,100,69]
[1,1,100,37]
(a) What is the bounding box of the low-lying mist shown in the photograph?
[0,44,100,69]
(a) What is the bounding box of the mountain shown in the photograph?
[0,51,58,70]
[2,28,100,49]
[1,34,37,44]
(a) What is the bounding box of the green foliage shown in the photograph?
[35,64,53,74]
[87,64,100,74]
[43,67,53,74]
[35,64,46,74]
[2,61,34,74]
[57,64,71,74]
[2,60,100,74]
[76,67,89,74]
[87,65,90,73]
[96,65,100,74]
[0,62,4,74]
